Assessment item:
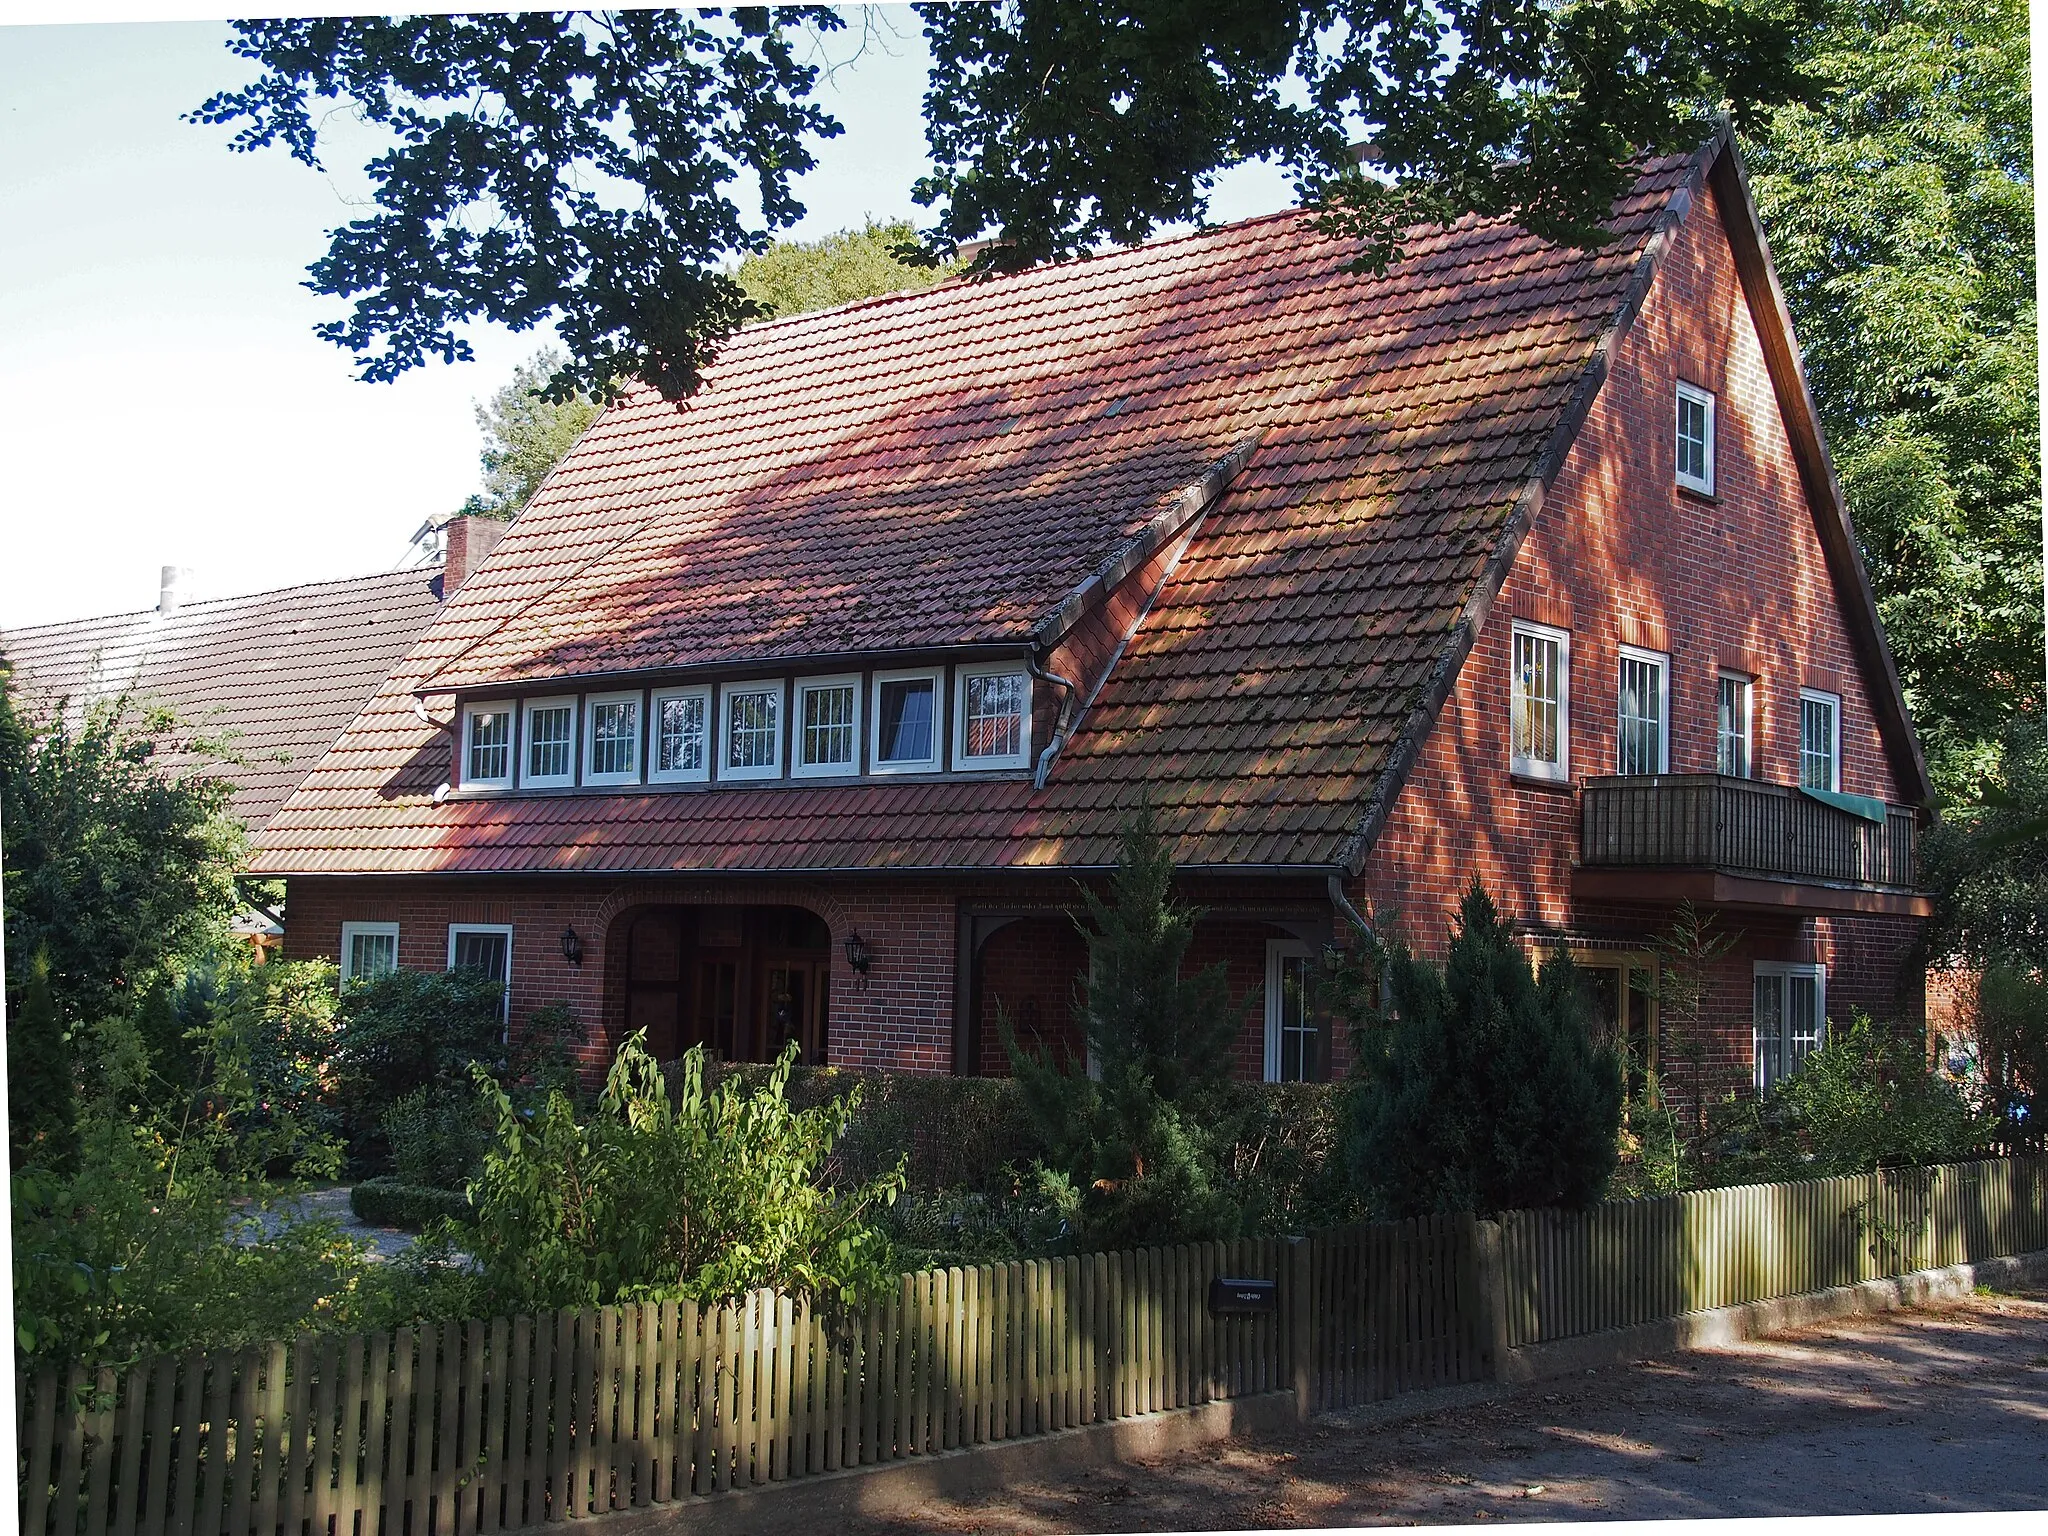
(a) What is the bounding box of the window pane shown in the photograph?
[1717,677,1750,777]
[1512,631,1561,768]
[1800,696,1837,790]
[727,689,779,769]
[1787,974,1822,1067]
[590,700,639,776]
[1617,655,1664,775]
[1277,951,1316,1083]
[1677,394,1708,484]
[451,930,509,983]
[346,931,396,982]
[528,706,573,780]
[963,672,1026,759]
[1753,973,1784,1090]
[800,685,856,767]
[877,678,935,763]
[658,695,706,773]
[467,710,510,782]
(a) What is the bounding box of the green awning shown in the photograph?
[1801,787,1889,824]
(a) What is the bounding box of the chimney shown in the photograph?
[442,515,507,596]
[158,565,186,615]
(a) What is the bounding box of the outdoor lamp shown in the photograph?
[560,925,584,966]
[843,931,872,975]
[1321,941,1346,973]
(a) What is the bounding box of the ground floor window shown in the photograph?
[1264,940,1318,1083]
[1754,962,1826,1090]
[448,923,514,1026]
[1573,951,1657,1102]
[340,921,399,984]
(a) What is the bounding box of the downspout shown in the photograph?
[1028,652,1080,790]
[1326,874,1374,947]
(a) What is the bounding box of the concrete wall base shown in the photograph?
[1501,1246,2048,1384]
[597,1390,1300,1536]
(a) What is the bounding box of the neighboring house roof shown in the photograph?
[3,569,444,836]
[251,132,1923,880]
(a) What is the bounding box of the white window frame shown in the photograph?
[793,674,864,779]
[649,684,713,785]
[1509,621,1571,783]
[447,922,515,1026]
[719,679,786,782]
[870,667,945,775]
[1676,381,1716,496]
[340,921,400,985]
[1263,939,1318,1084]
[953,663,1034,771]
[1753,961,1827,1091]
[459,701,514,789]
[519,695,579,789]
[583,689,644,786]
[1615,644,1670,776]
[1717,671,1753,779]
[1799,688,1841,792]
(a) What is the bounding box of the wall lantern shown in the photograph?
[560,925,584,966]
[843,931,872,976]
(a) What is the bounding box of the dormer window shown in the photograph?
[585,691,642,784]
[462,703,512,788]
[1676,382,1716,495]
[521,697,577,788]
[651,686,710,783]
[873,669,941,773]
[722,681,784,780]
[795,676,860,777]
[956,664,1032,770]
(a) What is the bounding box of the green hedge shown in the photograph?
[685,1061,1358,1232]
[350,1177,472,1231]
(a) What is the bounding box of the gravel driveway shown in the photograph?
[851,1283,2048,1531]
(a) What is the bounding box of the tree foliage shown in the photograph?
[0,670,242,1051]
[462,1036,903,1314]
[1745,0,2037,763]
[330,967,511,1173]
[195,4,1825,400]
[1348,884,1623,1216]
[458,349,603,520]
[1007,809,1248,1249]
[8,951,77,1175]
[735,218,958,319]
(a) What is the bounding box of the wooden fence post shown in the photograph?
[1463,1217,1512,1381]
[1286,1237,1313,1421]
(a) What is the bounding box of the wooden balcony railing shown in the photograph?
[1579,774,1919,892]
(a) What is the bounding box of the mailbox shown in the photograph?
[1207,1275,1278,1316]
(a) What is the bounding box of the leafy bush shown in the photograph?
[382,1087,493,1193]
[464,1035,904,1313]
[1007,809,1249,1251]
[331,968,508,1171]
[1703,1010,1997,1182]
[351,1177,473,1231]
[1347,883,1624,1216]
[12,1008,368,1368]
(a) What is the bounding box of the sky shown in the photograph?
[0,10,1297,629]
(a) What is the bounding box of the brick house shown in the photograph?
[250,131,1931,1107]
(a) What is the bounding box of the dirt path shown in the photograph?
[852,1284,2048,1531]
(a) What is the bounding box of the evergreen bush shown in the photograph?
[1347,882,1624,1216]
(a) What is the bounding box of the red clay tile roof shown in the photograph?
[252,149,1707,877]
[3,570,443,835]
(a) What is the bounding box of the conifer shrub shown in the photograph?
[1347,883,1624,1216]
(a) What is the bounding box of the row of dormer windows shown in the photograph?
[455,662,1035,792]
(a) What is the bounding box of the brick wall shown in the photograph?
[1353,175,1926,1092]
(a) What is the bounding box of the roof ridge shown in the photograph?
[4,565,437,638]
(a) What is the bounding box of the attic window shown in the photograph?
[873,670,941,772]
[585,692,642,785]
[1676,382,1716,495]
[462,703,512,788]
[721,681,784,781]
[651,686,711,783]
[955,665,1031,770]
[795,676,860,777]
[522,697,577,789]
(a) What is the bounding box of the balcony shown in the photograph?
[1576,774,1929,917]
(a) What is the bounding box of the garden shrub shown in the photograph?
[331,968,507,1171]
[464,1034,904,1313]
[383,1086,493,1193]
[350,1177,473,1230]
[1703,1009,1997,1181]
[1347,882,1624,1216]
